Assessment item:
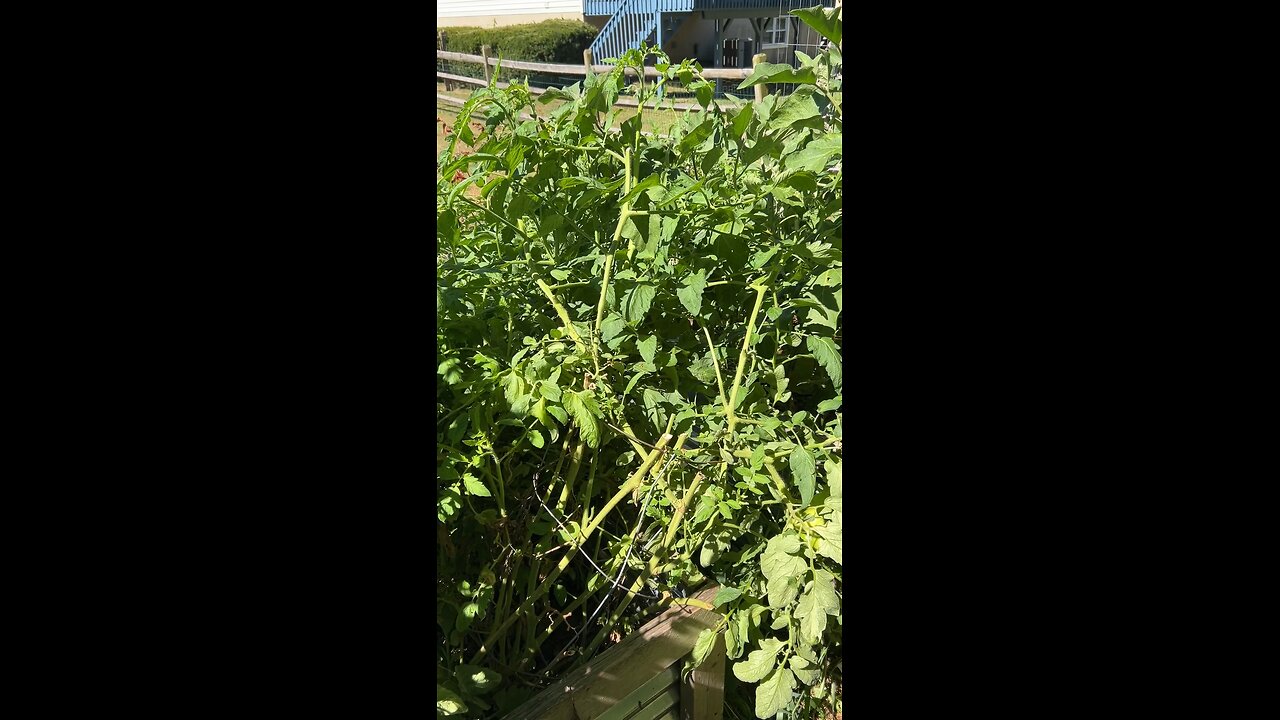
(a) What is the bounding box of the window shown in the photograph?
[763,16,791,48]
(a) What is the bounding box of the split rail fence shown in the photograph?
[436,44,775,114]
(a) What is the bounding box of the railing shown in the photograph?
[584,0,834,12]
[584,0,693,15]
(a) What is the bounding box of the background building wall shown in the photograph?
[438,0,583,27]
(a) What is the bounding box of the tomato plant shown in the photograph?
[438,8,841,718]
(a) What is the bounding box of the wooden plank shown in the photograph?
[437,50,482,63]
[436,71,485,87]
[439,50,749,80]
[612,97,703,111]
[505,585,720,720]
[436,73,550,95]
[680,633,725,720]
[631,685,680,720]
[437,93,466,107]
[699,68,752,80]
[597,667,678,720]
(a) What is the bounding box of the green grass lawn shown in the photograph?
[436,81,726,142]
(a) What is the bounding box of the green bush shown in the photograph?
[438,19,598,64]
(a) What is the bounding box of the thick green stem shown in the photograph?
[557,442,587,515]
[536,279,588,353]
[699,322,730,417]
[727,282,769,435]
[580,469,708,661]
[581,447,600,526]
[468,434,672,664]
[488,449,508,519]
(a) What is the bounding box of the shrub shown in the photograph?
[437,11,844,718]
[438,19,598,64]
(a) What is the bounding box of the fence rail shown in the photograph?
[436,48,768,114]
[437,49,751,81]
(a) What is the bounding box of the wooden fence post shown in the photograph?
[584,48,594,76]
[680,633,725,720]
[439,31,453,91]
[481,44,492,85]
[752,52,768,104]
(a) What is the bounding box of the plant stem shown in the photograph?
[536,278,588,353]
[557,441,586,515]
[468,433,672,664]
[727,282,769,435]
[699,321,730,417]
[579,468,708,661]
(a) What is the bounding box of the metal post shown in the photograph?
[752,52,768,104]
[713,18,722,98]
[480,44,492,85]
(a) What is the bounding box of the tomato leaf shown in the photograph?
[789,445,816,507]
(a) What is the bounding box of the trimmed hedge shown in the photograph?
[437,19,598,64]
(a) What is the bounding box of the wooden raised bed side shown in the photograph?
[505,584,724,720]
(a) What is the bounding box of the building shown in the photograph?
[437,0,585,27]
[437,0,838,68]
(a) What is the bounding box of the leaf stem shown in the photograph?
[536,278,588,354]
[468,433,672,665]
[699,321,731,417]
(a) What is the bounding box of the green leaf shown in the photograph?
[539,381,562,402]
[789,655,819,686]
[694,81,712,110]
[437,685,470,716]
[637,335,658,364]
[725,620,742,659]
[767,575,801,609]
[462,473,491,498]
[622,283,656,325]
[688,356,718,385]
[786,134,843,173]
[806,335,842,390]
[713,586,743,608]
[768,86,821,130]
[563,392,600,448]
[817,395,842,413]
[789,446,816,507]
[738,62,817,90]
[732,637,783,683]
[618,173,661,206]
[455,664,502,695]
[793,5,842,45]
[761,534,806,607]
[678,116,717,154]
[528,428,545,448]
[730,104,755,139]
[546,404,568,425]
[600,313,627,343]
[754,666,795,718]
[815,516,842,565]
[826,458,842,499]
[677,269,708,316]
[624,370,649,396]
[691,628,718,669]
[795,570,838,643]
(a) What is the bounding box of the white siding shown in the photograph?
[438,0,582,19]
